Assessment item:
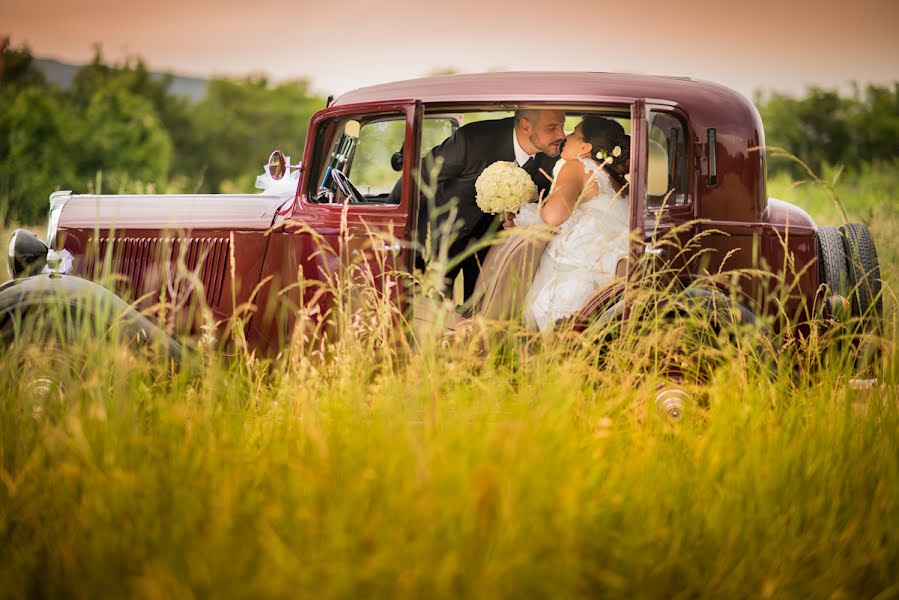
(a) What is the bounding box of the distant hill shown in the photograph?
[33,57,208,100]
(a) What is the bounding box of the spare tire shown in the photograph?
[816,226,849,298]
[840,222,883,320]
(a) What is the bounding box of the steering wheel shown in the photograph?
[330,168,367,203]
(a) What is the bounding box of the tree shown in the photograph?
[76,84,173,191]
[0,41,46,89]
[0,87,77,224]
[190,75,325,192]
[757,83,899,176]
[849,83,899,166]
[70,46,197,187]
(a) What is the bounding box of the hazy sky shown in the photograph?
[7,0,899,99]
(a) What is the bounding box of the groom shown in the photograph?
[392,109,566,300]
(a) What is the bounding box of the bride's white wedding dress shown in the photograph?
[514,157,629,331]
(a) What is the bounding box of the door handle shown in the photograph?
[378,240,402,254]
[644,245,668,258]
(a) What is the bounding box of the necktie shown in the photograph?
[521,156,536,174]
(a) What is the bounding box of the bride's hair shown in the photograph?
[581,116,630,191]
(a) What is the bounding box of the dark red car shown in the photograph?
[3,72,883,356]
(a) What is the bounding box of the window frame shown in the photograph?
[307,112,408,205]
[298,101,421,213]
[643,106,694,218]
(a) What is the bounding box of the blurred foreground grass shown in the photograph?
[1,164,898,598]
[2,342,897,598]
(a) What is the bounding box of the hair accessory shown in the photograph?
[612,145,622,158]
[594,149,615,164]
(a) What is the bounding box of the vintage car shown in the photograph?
[2,72,884,361]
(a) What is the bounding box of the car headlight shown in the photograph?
[7,229,49,279]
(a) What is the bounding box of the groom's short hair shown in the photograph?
[514,109,542,128]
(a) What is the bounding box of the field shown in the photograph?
[1,165,898,598]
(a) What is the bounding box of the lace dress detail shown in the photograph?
[515,157,629,331]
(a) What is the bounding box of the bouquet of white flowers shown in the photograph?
[474,161,538,214]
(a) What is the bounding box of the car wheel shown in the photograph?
[656,297,768,385]
[585,290,772,386]
[816,226,849,298]
[14,341,84,412]
[839,223,882,321]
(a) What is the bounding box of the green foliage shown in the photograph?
[78,85,173,190]
[0,43,46,89]
[69,47,198,187]
[0,43,325,224]
[0,88,78,224]
[2,342,897,598]
[758,83,899,176]
[70,46,179,115]
[191,75,324,193]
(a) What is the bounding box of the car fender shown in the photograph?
[0,274,188,363]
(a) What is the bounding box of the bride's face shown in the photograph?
[561,124,592,161]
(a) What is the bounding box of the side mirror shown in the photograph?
[268,150,287,181]
[7,229,49,279]
[391,144,404,171]
[266,150,302,181]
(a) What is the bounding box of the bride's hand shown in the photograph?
[501,211,517,229]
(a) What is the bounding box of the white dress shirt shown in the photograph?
[512,129,534,167]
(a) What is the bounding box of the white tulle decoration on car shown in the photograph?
[255,156,300,200]
[42,249,74,275]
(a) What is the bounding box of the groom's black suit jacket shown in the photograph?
[395,117,557,298]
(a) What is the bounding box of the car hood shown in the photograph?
[56,193,291,231]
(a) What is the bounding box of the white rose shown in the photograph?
[475,161,538,214]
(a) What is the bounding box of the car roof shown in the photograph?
[330,71,769,225]
[331,71,741,108]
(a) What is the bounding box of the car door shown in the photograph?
[289,101,424,324]
[625,100,697,306]
[640,105,697,286]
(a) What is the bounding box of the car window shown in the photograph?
[311,114,405,203]
[564,115,630,136]
[351,120,406,196]
[422,118,455,154]
[646,112,689,209]
[310,114,459,204]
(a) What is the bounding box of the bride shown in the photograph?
[513,116,631,331]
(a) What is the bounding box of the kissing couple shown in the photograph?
[400,109,631,331]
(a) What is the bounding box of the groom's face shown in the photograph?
[522,110,566,157]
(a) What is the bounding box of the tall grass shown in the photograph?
[1,164,897,598]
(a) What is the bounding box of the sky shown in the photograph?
[6,0,899,100]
